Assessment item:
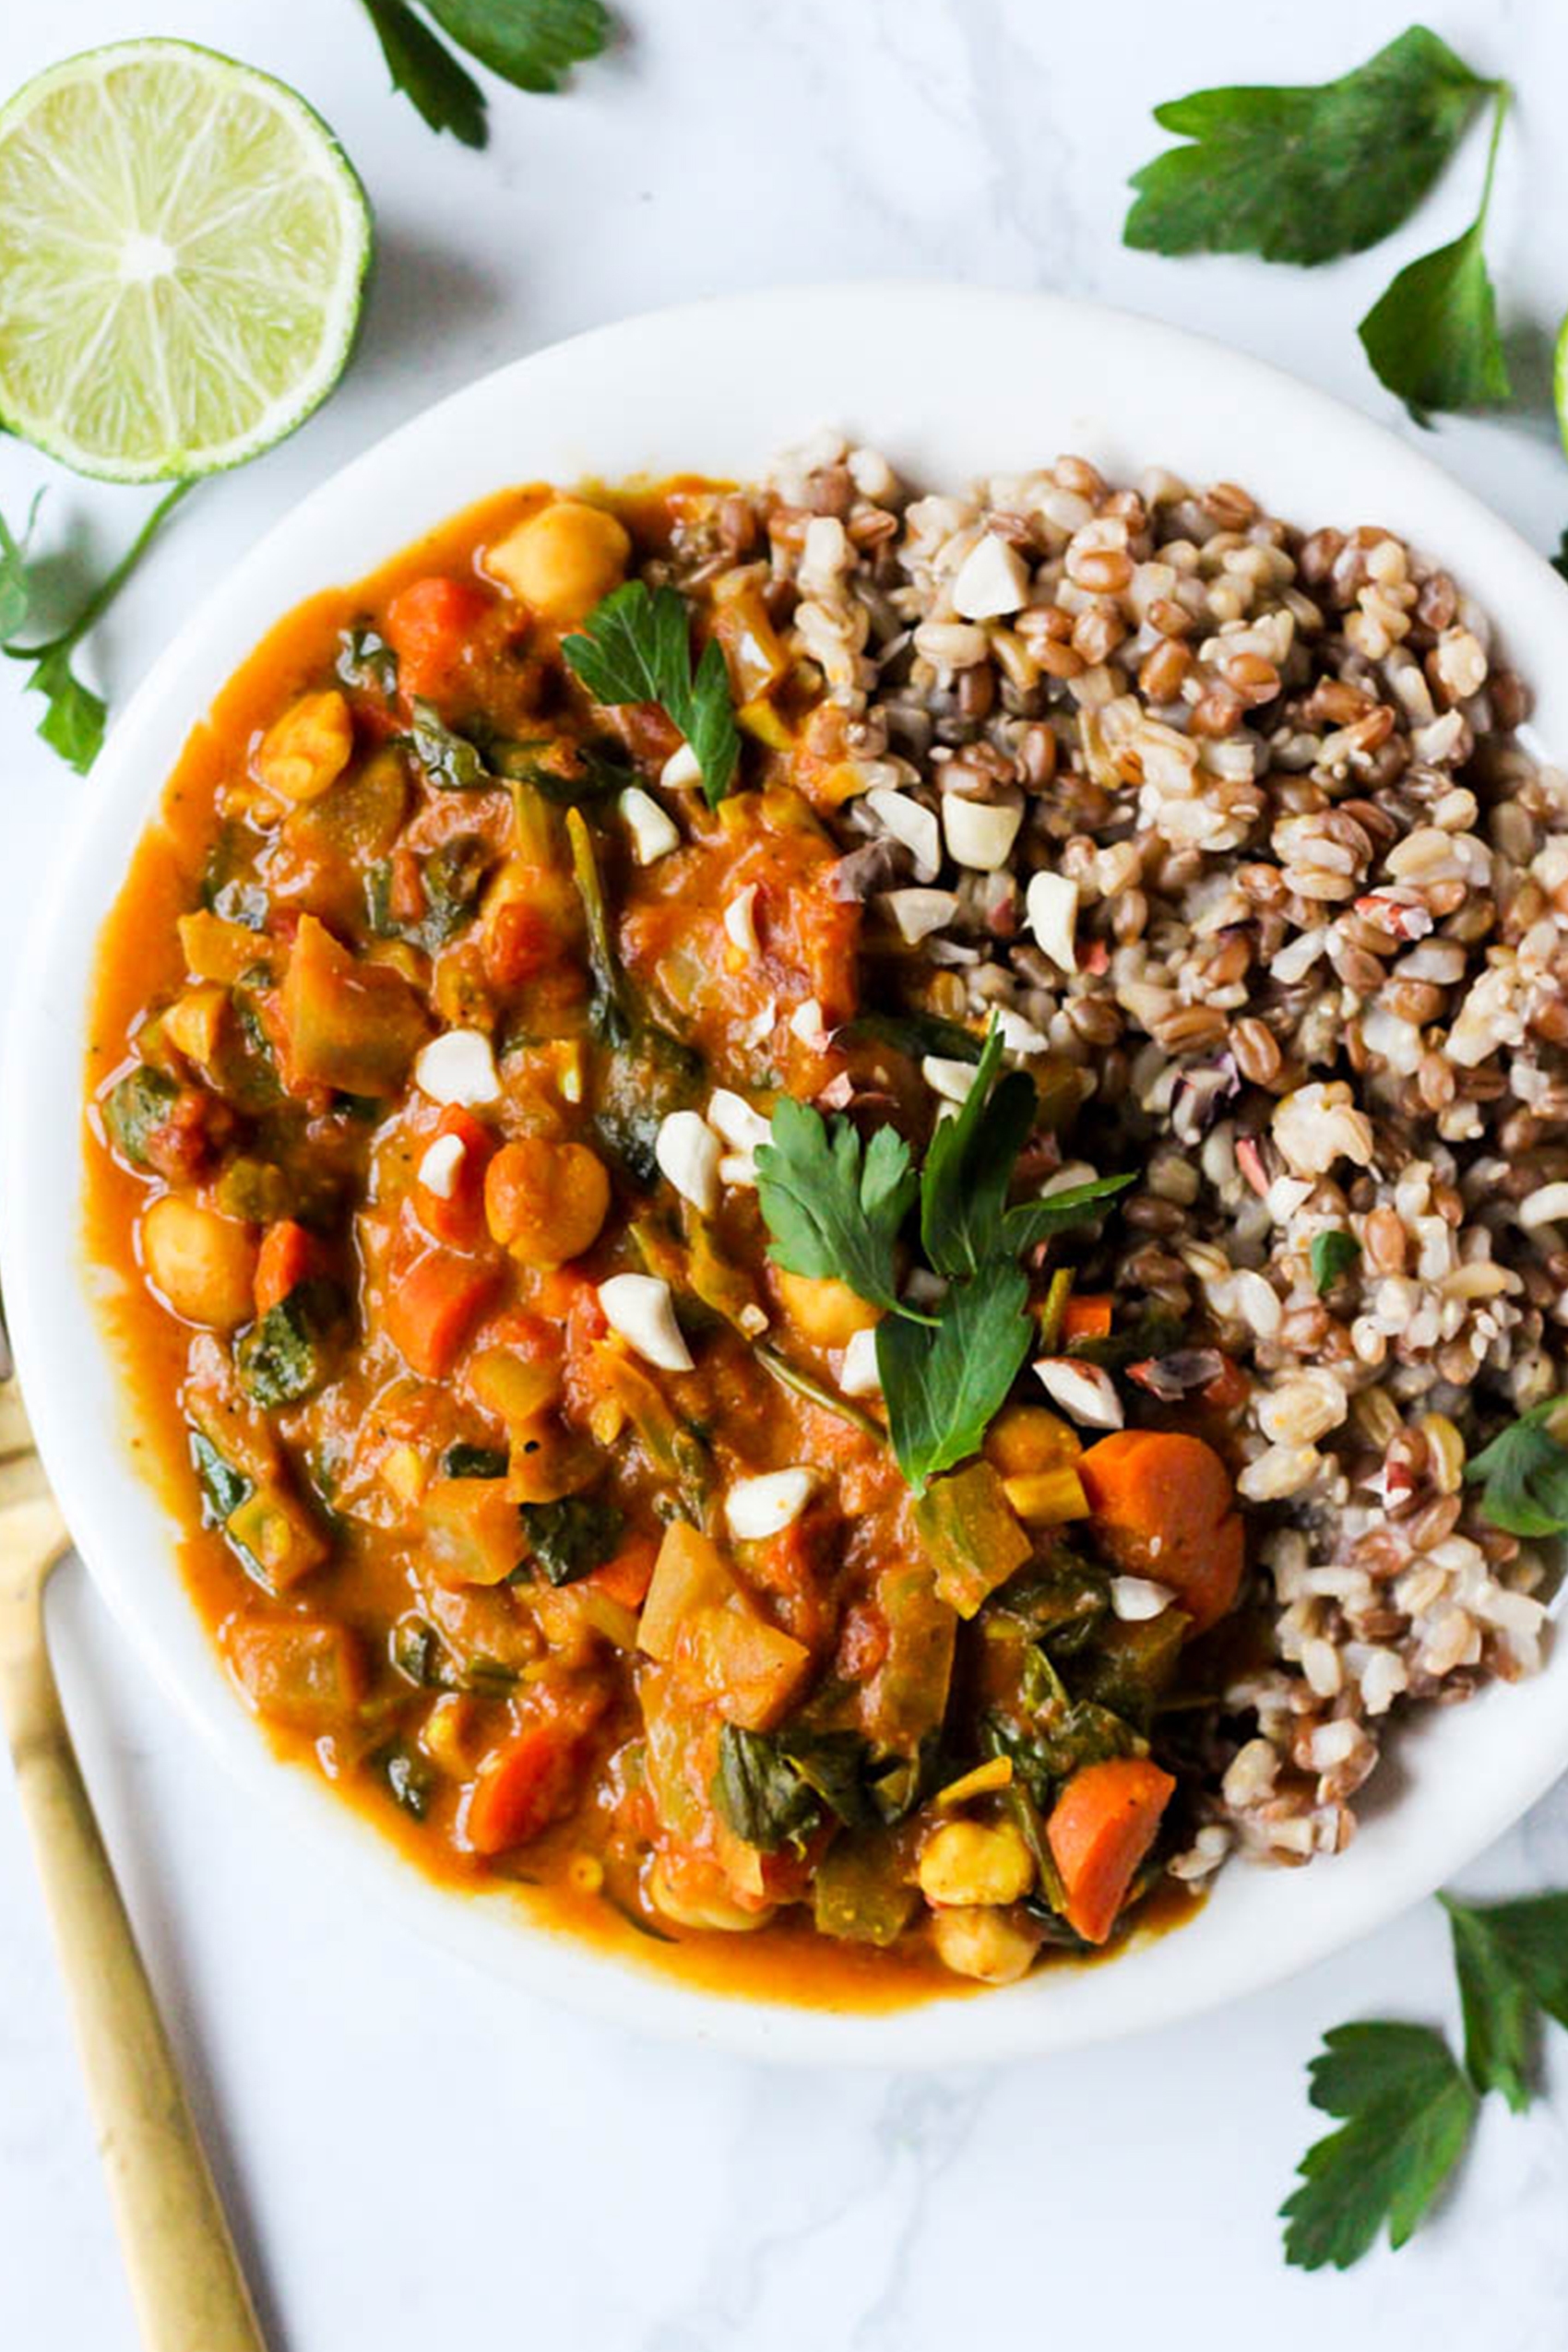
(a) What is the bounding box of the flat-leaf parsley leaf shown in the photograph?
[1280,2022,1476,2271]
[754,1098,915,1315]
[1124,29,1493,266]
[1464,1396,1568,1538]
[356,0,607,146]
[564,581,741,807]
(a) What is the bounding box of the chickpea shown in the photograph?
[141,1195,257,1330]
[255,689,353,803]
[483,1135,610,1268]
[775,1268,881,1349]
[484,499,631,624]
[917,1819,1035,1908]
[930,1905,1044,1986]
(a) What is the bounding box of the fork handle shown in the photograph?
[1,1503,268,2352]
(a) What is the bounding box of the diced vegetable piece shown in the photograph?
[386,1250,502,1380]
[484,1135,610,1268]
[1076,1430,1244,1635]
[462,1720,583,1854]
[930,1905,1043,1984]
[141,1195,257,1331]
[224,1617,365,1731]
[813,1834,919,1946]
[162,984,230,1071]
[917,1819,1034,1907]
[485,499,631,624]
[255,689,354,804]
[103,1065,180,1168]
[864,1561,956,1752]
[234,1281,339,1406]
[279,913,429,1099]
[293,746,410,870]
[984,1405,1081,1478]
[583,1532,659,1610]
[1080,1612,1190,1727]
[1002,1467,1090,1526]
[421,1477,524,1586]
[254,1218,315,1316]
[775,1267,881,1349]
[442,1443,507,1479]
[1046,1756,1175,1945]
[225,1482,331,1590]
[671,1602,812,1730]
[638,1521,733,1659]
[383,575,491,701]
[177,909,275,985]
[416,1105,495,1250]
[468,1344,562,1427]
[190,1429,251,1524]
[912,1461,1032,1620]
[1063,1293,1113,1341]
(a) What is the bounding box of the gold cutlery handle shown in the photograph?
[1,1501,268,2352]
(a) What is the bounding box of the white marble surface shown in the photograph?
[5,2,1568,2345]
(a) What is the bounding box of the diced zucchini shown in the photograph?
[421,1478,525,1586]
[813,1834,918,1946]
[224,1616,364,1728]
[913,1462,1032,1619]
[234,1283,339,1408]
[279,913,428,1098]
[226,1483,331,1591]
[638,1522,732,1659]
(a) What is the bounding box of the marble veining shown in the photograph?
[4,3,1568,2345]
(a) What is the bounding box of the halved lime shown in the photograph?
[0,40,373,481]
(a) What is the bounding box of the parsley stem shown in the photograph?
[753,1342,885,1444]
[1476,81,1511,229]
[3,477,196,663]
[890,1302,943,1331]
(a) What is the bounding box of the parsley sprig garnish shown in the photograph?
[755,1021,1133,1492]
[1125,27,1512,421]
[1464,1396,1568,1538]
[1,479,194,774]
[563,581,741,808]
[357,0,609,148]
[1282,1891,1568,2268]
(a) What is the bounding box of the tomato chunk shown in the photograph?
[384,576,491,702]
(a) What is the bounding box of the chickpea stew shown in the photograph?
[87,441,1555,2004]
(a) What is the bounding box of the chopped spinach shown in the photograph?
[517,1494,626,1586]
[461,1655,520,1694]
[189,1429,251,1525]
[372,1739,436,1820]
[102,1065,179,1168]
[234,1279,342,1409]
[713,1724,903,1851]
[392,1618,448,1687]
[405,699,492,790]
[443,1443,509,1480]
[198,823,269,928]
[565,809,704,1176]
[337,624,398,697]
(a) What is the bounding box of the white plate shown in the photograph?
[6,283,1567,2066]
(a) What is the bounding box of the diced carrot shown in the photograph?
[462,1721,581,1855]
[254,1218,314,1317]
[383,576,491,703]
[1062,1292,1113,1341]
[386,1250,502,1380]
[586,1531,659,1610]
[416,1105,496,1250]
[1076,1429,1245,1635]
[1047,1757,1176,1944]
[483,898,560,989]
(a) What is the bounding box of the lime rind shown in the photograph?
[0,39,373,482]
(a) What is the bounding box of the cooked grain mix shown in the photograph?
[720,432,1557,1876]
